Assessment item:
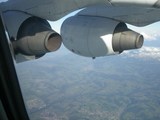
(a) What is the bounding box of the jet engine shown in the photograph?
[12,17,62,56]
[3,11,62,62]
[61,16,143,58]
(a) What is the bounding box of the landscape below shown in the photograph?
[16,46,160,120]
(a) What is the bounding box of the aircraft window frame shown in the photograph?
[0,12,29,120]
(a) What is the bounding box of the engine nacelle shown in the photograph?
[3,11,62,62]
[12,17,61,56]
[61,16,143,57]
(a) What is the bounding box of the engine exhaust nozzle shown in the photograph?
[112,23,144,53]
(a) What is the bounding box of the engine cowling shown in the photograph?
[13,17,62,56]
[3,11,62,62]
[61,16,143,57]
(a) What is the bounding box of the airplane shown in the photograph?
[0,0,160,119]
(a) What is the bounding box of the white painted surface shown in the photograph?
[0,0,110,20]
[61,16,119,57]
[110,0,158,7]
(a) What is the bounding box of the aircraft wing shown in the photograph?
[0,0,160,62]
[0,0,160,22]
[1,1,160,120]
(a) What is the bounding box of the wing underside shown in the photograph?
[77,6,160,27]
[1,0,160,26]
